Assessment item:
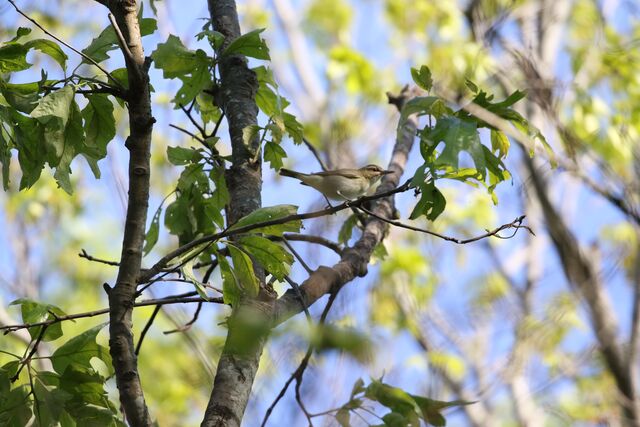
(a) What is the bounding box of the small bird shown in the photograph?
[279,164,394,201]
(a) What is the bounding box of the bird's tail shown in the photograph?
[279,168,306,179]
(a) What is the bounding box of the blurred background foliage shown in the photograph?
[1,0,639,425]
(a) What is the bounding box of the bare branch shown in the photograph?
[357,206,533,244]
[135,305,161,355]
[280,233,343,255]
[301,137,328,171]
[1,294,223,333]
[79,249,120,266]
[108,13,134,64]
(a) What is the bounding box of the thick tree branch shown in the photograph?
[272,90,417,325]
[525,156,639,425]
[201,1,270,426]
[91,1,156,425]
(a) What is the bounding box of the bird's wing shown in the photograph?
[313,169,361,179]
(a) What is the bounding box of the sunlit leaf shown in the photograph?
[222,28,270,60]
[228,245,259,297]
[237,235,293,280]
[9,298,67,342]
[51,323,111,375]
[230,205,301,236]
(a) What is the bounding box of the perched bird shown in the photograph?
[279,164,394,201]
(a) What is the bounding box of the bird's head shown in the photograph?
[359,164,394,181]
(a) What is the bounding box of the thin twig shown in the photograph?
[135,305,161,355]
[302,137,328,171]
[1,294,223,333]
[357,206,533,244]
[179,103,207,137]
[170,123,206,143]
[281,233,343,255]
[261,291,339,427]
[11,324,48,382]
[163,302,203,334]
[79,249,120,266]
[282,239,312,274]
[210,112,225,138]
[283,275,311,322]
[7,0,123,90]
[108,13,135,64]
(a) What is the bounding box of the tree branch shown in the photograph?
[97,1,155,425]
[357,206,532,244]
[272,89,418,325]
[201,1,270,425]
[138,180,413,284]
[1,294,223,333]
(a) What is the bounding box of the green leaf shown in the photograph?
[311,324,372,362]
[411,65,433,92]
[230,205,301,236]
[465,79,479,93]
[0,129,11,190]
[82,18,157,63]
[365,379,419,416]
[78,94,113,179]
[174,57,212,105]
[0,81,41,113]
[165,196,192,238]
[203,196,225,229]
[428,116,487,179]
[10,27,32,42]
[0,43,30,73]
[196,26,225,51]
[0,385,32,427]
[51,323,111,375]
[53,100,84,194]
[254,66,287,117]
[24,39,68,70]
[228,245,259,297]
[210,165,230,209]
[351,378,365,398]
[411,395,475,427]
[382,412,411,427]
[31,85,75,163]
[217,252,240,306]
[57,364,122,423]
[398,97,450,138]
[9,298,66,342]
[263,140,287,170]
[222,28,270,60]
[167,146,202,166]
[237,235,293,280]
[409,181,446,221]
[283,112,304,144]
[12,112,45,189]
[182,258,209,299]
[338,214,359,244]
[336,408,351,427]
[490,129,510,159]
[143,203,162,255]
[32,377,72,427]
[151,35,207,78]
[242,124,262,148]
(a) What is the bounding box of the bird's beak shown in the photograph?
[381,169,394,175]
